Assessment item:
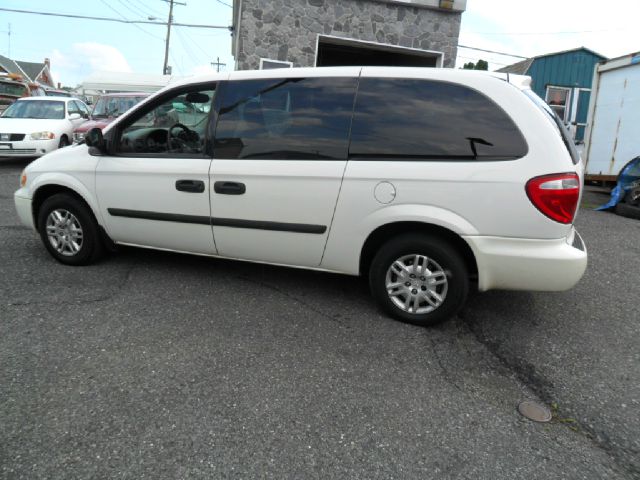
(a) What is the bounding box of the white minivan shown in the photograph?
[14,67,587,326]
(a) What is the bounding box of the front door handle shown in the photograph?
[175,179,205,193]
[214,181,246,195]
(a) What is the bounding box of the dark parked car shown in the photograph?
[73,92,148,143]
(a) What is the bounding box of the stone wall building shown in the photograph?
[231,0,466,70]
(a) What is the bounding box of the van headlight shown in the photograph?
[30,131,56,140]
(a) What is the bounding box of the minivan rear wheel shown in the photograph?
[369,234,468,326]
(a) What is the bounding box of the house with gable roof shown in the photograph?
[0,54,55,88]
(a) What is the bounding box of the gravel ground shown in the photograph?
[1,157,638,479]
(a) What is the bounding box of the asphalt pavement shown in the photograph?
[1,157,638,479]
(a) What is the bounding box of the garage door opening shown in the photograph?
[315,35,442,68]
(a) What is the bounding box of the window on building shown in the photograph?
[213,77,357,160]
[545,86,571,123]
[349,78,528,161]
[259,58,293,70]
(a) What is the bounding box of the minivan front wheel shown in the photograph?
[37,193,104,265]
[369,234,468,326]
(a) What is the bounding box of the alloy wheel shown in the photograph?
[45,208,84,257]
[385,254,449,314]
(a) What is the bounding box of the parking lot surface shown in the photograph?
[1,157,639,479]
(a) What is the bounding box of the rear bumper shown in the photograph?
[464,228,587,292]
[14,191,34,230]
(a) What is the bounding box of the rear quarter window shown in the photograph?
[349,78,528,161]
[523,89,580,165]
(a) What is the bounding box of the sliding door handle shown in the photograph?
[214,181,246,195]
[175,179,205,193]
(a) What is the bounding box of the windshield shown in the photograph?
[0,81,28,97]
[45,90,71,97]
[1,100,65,119]
[91,96,146,119]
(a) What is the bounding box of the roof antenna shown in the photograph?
[506,72,510,84]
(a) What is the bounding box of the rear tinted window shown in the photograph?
[350,78,528,161]
[213,77,357,160]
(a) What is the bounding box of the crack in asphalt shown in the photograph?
[234,274,352,329]
[428,335,464,393]
[0,224,29,230]
[462,317,639,479]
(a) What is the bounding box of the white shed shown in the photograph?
[584,52,640,181]
[79,71,182,94]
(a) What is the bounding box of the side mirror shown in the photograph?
[69,112,82,120]
[84,127,105,153]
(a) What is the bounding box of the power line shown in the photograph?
[99,0,164,41]
[175,27,201,66]
[115,0,153,21]
[457,55,510,67]
[181,27,217,62]
[214,0,232,7]
[169,50,183,75]
[160,0,187,75]
[468,28,628,36]
[131,0,165,18]
[211,57,226,72]
[458,44,527,59]
[0,7,230,30]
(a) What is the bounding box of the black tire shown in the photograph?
[58,136,69,148]
[614,201,640,220]
[369,234,469,327]
[623,188,640,206]
[37,193,104,265]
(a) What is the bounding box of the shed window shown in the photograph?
[546,86,571,123]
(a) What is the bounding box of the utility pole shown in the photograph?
[211,56,226,73]
[161,0,186,75]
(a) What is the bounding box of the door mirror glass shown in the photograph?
[85,127,105,151]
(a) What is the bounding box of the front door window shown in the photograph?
[118,87,215,156]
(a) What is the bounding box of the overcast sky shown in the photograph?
[1,0,639,86]
[458,0,640,69]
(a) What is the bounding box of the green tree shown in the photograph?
[474,59,489,70]
[462,59,489,71]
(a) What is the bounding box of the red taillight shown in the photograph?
[526,173,580,224]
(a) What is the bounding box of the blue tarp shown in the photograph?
[596,157,640,210]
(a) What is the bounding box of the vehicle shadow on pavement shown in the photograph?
[0,157,36,169]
